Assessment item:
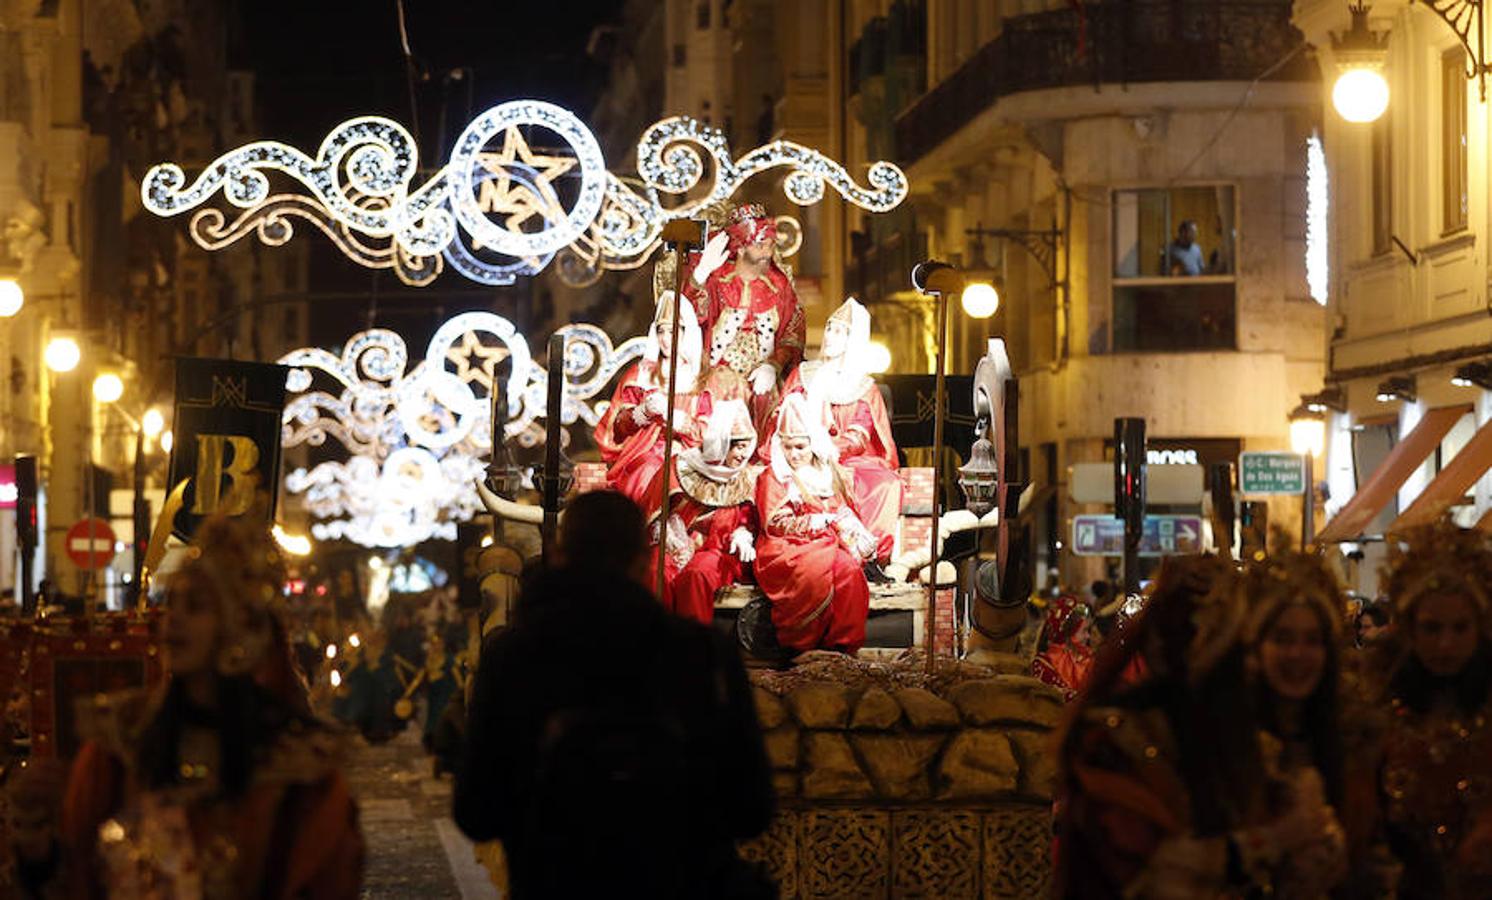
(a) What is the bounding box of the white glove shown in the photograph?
[808,513,835,531]
[643,391,667,419]
[692,232,731,285]
[749,363,777,395]
[729,527,756,563]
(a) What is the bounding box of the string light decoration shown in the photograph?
[1305,133,1329,306]
[279,310,645,547]
[142,102,908,287]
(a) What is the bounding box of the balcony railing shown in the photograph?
[895,1,1315,164]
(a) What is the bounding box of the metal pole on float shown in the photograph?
[541,335,564,563]
[654,219,706,597]
[926,288,949,673]
[911,260,963,674]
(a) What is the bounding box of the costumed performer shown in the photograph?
[648,399,762,625]
[1055,555,1344,898]
[685,202,805,430]
[597,287,705,506]
[1240,547,1389,898]
[752,393,876,655]
[1031,594,1095,702]
[62,513,362,899]
[778,296,900,577]
[1378,522,1492,900]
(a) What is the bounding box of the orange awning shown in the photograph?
[1388,415,1492,533]
[1477,507,1492,533]
[1316,404,1468,542]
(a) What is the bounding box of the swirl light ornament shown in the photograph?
[142,103,908,287]
[279,311,645,547]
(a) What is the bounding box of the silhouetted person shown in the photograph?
[455,490,774,898]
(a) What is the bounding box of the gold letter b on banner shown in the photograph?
[191,434,261,516]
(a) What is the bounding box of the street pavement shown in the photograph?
[343,724,500,899]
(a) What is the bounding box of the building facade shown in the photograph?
[862,0,1326,586]
[1294,1,1492,594]
[0,0,306,603]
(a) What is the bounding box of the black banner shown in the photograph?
[881,374,976,456]
[167,357,289,541]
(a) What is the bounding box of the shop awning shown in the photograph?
[1388,415,1492,533]
[1316,404,1467,542]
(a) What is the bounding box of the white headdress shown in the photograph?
[644,290,702,393]
[769,392,839,496]
[808,297,874,406]
[676,399,756,485]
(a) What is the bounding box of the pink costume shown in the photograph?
[752,394,876,655]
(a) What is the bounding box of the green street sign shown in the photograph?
[1239,451,1305,495]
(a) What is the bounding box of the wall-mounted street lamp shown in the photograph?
[43,336,80,373]
[0,278,23,318]
[863,340,893,374]
[1375,375,1416,403]
[91,373,124,404]
[1332,0,1492,124]
[1303,386,1347,414]
[1330,3,1391,123]
[1452,361,1492,390]
[1289,404,1328,547]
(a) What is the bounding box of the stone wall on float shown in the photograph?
[742,653,1062,899]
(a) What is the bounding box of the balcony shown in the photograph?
[895,1,1314,164]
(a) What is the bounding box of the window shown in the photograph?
[1371,114,1392,254]
[1442,48,1468,233]
[672,43,686,67]
[696,2,710,29]
[1110,186,1237,352]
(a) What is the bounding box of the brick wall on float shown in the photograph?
[571,463,956,654]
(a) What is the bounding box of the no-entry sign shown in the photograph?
[66,518,116,570]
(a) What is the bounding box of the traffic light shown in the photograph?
[14,454,36,551]
[1113,417,1147,534]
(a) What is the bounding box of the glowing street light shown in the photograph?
[1330,3,1390,123]
[44,337,80,373]
[92,373,124,403]
[863,340,892,374]
[272,523,313,557]
[960,281,1000,319]
[160,430,174,453]
[1289,404,1327,547]
[0,279,23,317]
[141,408,165,438]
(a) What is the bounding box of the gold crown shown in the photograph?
[729,203,768,225]
[1240,536,1345,645]
[1382,519,1492,626]
[827,298,855,328]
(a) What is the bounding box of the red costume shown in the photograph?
[683,203,805,429]
[648,400,760,625]
[1031,594,1094,701]
[780,297,901,559]
[752,395,876,655]
[599,290,704,506]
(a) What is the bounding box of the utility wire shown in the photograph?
[1169,41,1309,186]
[395,0,423,152]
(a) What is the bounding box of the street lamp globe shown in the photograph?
[1289,413,1326,459]
[161,430,174,453]
[1332,68,1389,123]
[92,372,124,403]
[44,336,80,373]
[0,279,23,317]
[961,281,1000,319]
[863,340,892,374]
[141,407,165,438]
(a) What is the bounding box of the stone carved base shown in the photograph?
[741,804,1050,899]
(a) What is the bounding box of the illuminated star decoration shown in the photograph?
[140,101,908,288]
[279,311,645,547]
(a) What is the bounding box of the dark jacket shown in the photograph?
[454,567,774,898]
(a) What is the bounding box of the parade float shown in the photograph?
[127,98,1054,897]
